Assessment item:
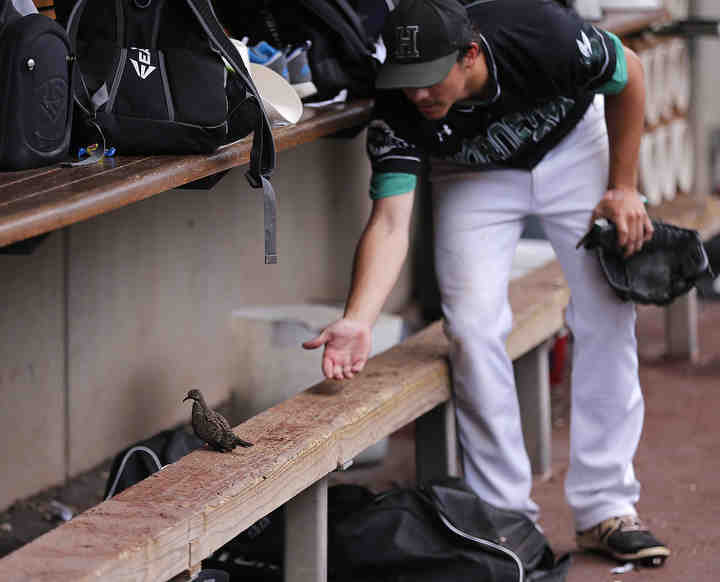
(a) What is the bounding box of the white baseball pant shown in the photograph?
[431,97,644,531]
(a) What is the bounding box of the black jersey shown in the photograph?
[367,0,626,192]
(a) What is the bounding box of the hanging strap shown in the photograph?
[184,0,278,264]
[61,0,107,167]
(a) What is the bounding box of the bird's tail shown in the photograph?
[234,435,254,448]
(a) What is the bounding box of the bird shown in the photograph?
[183,389,253,451]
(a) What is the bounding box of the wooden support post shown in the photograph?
[168,562,201,582]
[665,288,699,362]
[514,340,552,479]
[415,399,460,484]
[284,477,328,582]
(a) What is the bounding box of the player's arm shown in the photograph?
[594,44,653,256]
[345,190,415,326]
[302,189,415,380]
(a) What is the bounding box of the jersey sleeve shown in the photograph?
[494,1,628,99]
[366,92,424,199]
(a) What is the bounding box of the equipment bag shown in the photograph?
[330,478,571,582]
[297,0,379,99]
[62,0,278,263]
[0,0,73,170]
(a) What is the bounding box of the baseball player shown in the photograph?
[304,0,669,566]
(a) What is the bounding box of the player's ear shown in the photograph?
[462,43,480,69]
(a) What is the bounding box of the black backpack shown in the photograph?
[0,0,73,170]
[104,427,203,499]
[56,0,279,263]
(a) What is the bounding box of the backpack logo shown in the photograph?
[395,25,420,59]
[37,78,67,123]
[576,31,592,60]
[130,48,156,80]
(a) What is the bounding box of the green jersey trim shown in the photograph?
[596,32,628,95]
[370,172,417,200]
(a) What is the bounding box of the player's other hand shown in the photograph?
[302,318,372,380]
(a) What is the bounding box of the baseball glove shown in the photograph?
[578,218,712,305]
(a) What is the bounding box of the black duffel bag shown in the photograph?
[329,478,571,582]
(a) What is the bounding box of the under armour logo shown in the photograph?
[576,31,592,60]
[395,25,420,59]
[130,47,156,80]
[436,124,452,142]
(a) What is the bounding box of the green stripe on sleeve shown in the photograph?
[596,31,628,95]
[370,172,417,200]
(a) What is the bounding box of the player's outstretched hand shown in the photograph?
[302,318,372,381]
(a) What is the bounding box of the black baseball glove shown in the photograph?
[578,218,712,305]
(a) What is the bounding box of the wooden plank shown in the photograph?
[0,260,568,582]
[0,100,372,248]
[0,157,150,209]
[649,195,720,240]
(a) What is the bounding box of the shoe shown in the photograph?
[248,40,289,81]
[285,41,318,99]
[576,515,670,567]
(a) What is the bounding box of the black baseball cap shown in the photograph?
[376,0,472,90]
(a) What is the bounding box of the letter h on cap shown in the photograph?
[395,25,420,58]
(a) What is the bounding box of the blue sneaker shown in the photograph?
[285,41,318,99]
[248,40,289,81]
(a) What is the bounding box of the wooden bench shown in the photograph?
[0,258,569,582]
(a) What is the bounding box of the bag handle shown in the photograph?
[184,0,278,263]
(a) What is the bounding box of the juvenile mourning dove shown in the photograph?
[183,389,253,451]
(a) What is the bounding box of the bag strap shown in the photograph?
[61,0,106,167]
[415,489,525,582]
[184,0,278,264]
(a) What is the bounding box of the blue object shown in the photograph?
[248,41,289,80]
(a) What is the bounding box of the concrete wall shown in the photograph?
[0,131,413,510]
[0,234,66,511]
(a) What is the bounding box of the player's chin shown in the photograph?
[417,105,448,119]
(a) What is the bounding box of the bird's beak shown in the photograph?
[182,395,190,402]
